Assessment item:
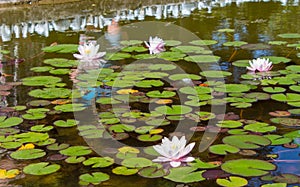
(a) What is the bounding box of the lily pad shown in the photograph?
[29,88,71,99]
[83,157,114,168]
[263,87,286,93]
[216,120,243,128]
[189,40,218,46]
[215,84,250,93]
[49,68,70,75]
[23,162,61,175]
[112,166,138,176]
[79,172,109,185]
[10,149,46,160]
[121,46,147,52]
[137,134,162,142]
[120,40,143,46]
[22,76,62,87]
[270,118,300,127]
[271,93,300,102]
[155,105,192,115]
[223,41,248,47]
[278,33,300,39]
[216,176,248,187]
[164,40,182,46]
[260,56,291,64]
[54,104,86,112]
[138,166,167,178]
[0,116,23,128]
[43,58,78,67]
[105,52,131,60]
[264,135,292,145]
[223,135,271,149]
[244,122,276,133]
[184,55,221,63]
[221,159,276,177]
[200,71,232,78]
[164,166,205,183]
[240,43,271,50]
[146,90,176,98]
[30,125,53,132]
[121,157,153,168]
[171,45,204,53]
[135,80,164,88]
[232,60,250,67]
[209,144,240,155]
[65,156,86,164]
[42,44,78,53]
[157,52,186,61]
[54,119,79,128]
[59,146,92,156]
[169,74,201,81]
[261,184,287,187]
[47,143,69,151]
[30,66,54,72]
[148,64,177,71]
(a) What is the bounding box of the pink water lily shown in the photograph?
[247,58,273,72]
[144,36,165,54]
[152,136,195,167]
[73,41,106,61]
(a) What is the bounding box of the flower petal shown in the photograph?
[170,161,181,167]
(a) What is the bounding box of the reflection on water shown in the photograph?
[1,0,299,42]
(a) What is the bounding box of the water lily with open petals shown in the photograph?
[144,36,165,54]
[73,41,106,61]
[247,58,273,72]
[152,136,195,167]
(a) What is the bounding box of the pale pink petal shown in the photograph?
[153,145,171,158]
[178,142,195,158]
[152,156,172,162]
[170,161,181,167]
[73,54,83,60]
[180,156,195,162]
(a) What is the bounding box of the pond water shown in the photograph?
[0,0,300,187]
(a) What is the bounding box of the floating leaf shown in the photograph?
[135,80,164,88]
[0,169,20,179]
[244,122,276,133]
[189,40,218,46]
[54,119,79,127]
[223,41,248,47]
[245,92,270,100]
[260,56,291,64]
[65,156,86,164]
[171,45,204,53]
[240,43,271,50]
[169,74,201,81]
[271,93,300,102]
[79,172,109,185]
[121,157,153,168]
[215,84,250,93]
[14,132,49,143]
[155,105,192,115]
[42,44,78,53]
[184,55,221,63]
[216,120,243,128]
[30,66,54,72]
[200,71,232,78]
[164,166,205,183]
[47,143,69,151]
[216,176,248,187]
[22,76,62,87]
[112,166,138,175]
[232,60,250,67]
[121,46,147,52]
[164,40,182,46]
[278,33,300,38]
[43,58,78,67]
[120,40,143,46]
[221,159,276,177]
[263,87,286,93]
[105,52,131,60]
[10,149,46,160]
[261,183,287,187]
[223,135,271,149]
[29,88,71,99]
[270,118,300,127]
[209,144,240,155]
[264,135,292,145]
[0,116,23,128]
[83,157,114,168]
[23,162,60,175]
[137,134,162,142]
[59,146,92,156]
[146,90,176,98]
[54,104,86,112]
[49,68,70,75]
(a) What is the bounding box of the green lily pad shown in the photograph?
[135,126,155,134]
[22,76,62,87]
[79,172,109,185]
[290,85,300,92]
[65,156,86,164]
[189,40,218,46]
[260,56,291,64]
[278,33,300,39]
[232,60,250,67]
[138,166,166,178]
[109,124,135,133]
[270,118,300,127]
[223,41,248,47]
[216,120,243,128]
[164,40,182,46]
[43,58,78,67]
[146,90,176,98]
[0,49,10,54]
[23,162,61,175]
[148,64,177,71]
[137,134,162,142]
[0,116,23,128]
[240,43,271,50]
[49,68,70,75]
[188,158,219,169]
[171,45,204,53]
[217,28,235,32]
[105,52,131,60]
[223,135,271,149]
[96,97,122,105]
[155,105,192,115]
[164,167,205,183]
[209,144,240,155]
[10,149,46,160]
[29,88,71,99]
[263,87,286,93]
[200,71,232,78]
[121,46,147,52]
[59,146,92,156]
[286,65,300,73]
[264,135,292,145]
[0,128,20,136]
[83,157,114,168]
[54,119,79,127]
[271,93,300,102]
[245,92,270,100]
[215,84,250,93]
[230,102,252,108]
[54,104,86,112]
[261,183,287,187]
[112,166,138,176]
[121,157,153,168]
[30,125,53,132]
[47,143,69,151]
[221,159,276,177]
[169,74,201,81]
[216,176,248,187]
[135,80,164,88]
[0,141,23,149]
[244,122,276,133]
[30,66,55,72]
[184,55,221,63]
[143,72,169,79]
[42,44,78,53]
[133,54,156,59]
[157,52,186,61]
[268,41,288,45]
[14,132,49,143]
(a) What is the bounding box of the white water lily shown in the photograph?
[247,58,273,72]
[144,36,165,54]
[73,41,106,61]
[152,136,195,167]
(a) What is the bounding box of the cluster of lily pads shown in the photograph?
[0,31,299,187]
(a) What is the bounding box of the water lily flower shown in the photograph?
[144,36,165,54]
[152,136,195,167]
[247,58,273,72]
[73,41,106,61]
